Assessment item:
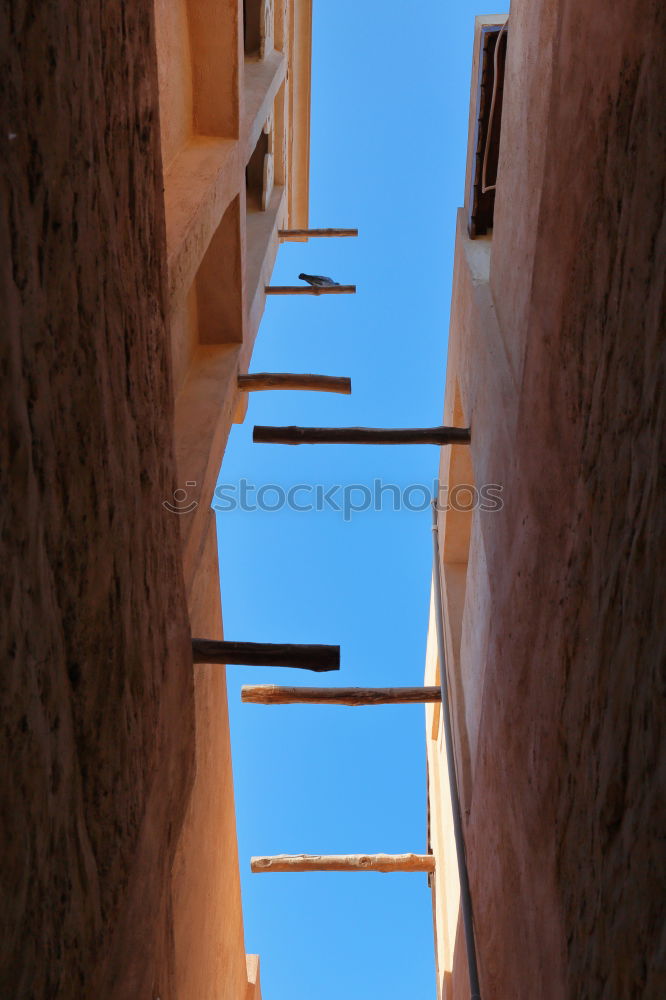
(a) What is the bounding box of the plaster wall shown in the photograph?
[155,0,241,171]
[427,0,665,997]
[245,955,263,1000]
[151,6,311,999]
[171,283,200,394]
[154,0,195,167]
[425,594,460,1000]
[189,0,241,139]
[2,0,311,997]
[171,514,248,1000]
[1,2,195,997]
[197,194,244,345]
[287,0,312,227]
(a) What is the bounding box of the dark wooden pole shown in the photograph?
[192,640,340,671]
[265,285,356,296]
[237,374,352,394]
[241,685,442,705]
[278,228,358,239]
[253,425,471,446]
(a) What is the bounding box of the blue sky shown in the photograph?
[217,4,506,997]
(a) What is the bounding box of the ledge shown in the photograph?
[243,51,287,162]
[245,955,262,1000]
[242,186,287,368]
[246,185,286,310]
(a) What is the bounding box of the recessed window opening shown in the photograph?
[243,0,262,56]
[245,130,269,211]
[468,23,508,237]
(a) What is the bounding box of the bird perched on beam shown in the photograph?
[298,272,340,287]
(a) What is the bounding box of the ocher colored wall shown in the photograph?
[0,3,195,997]
[154,0,195,167]
[171,514,248,1000]
[152,4,312,998]
[2,1,307,997]
[429,1,665,997]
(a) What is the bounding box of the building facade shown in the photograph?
[155,4,312,997]
[426,3,664,999]
[3,0,663,997]
[2,1,311,997]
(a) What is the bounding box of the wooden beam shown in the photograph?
[241,685,442,706]
[251,853,435,874]
[278,228,358,239]
[253,425,471,446]
[265,285,356,296]
[238,374,352,394]
[191,640,340,671]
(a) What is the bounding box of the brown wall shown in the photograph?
[436,0,665,997]
[171,515,248,1000]
[0,3,195,997]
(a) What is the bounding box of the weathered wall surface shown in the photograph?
[0,3,195,997]
[450,0,666,997]
[172,512,249,1000]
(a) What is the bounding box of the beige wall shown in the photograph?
[425,591,460,1000]
[154,0,195,168]
[427,2,665,997]
[4,1,307,996]
[154,0,311,605]
[152,2,313,998]
[2,2,196,996]
[171,514,248,1000]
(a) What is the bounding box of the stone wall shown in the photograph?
[1,3,195,997]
